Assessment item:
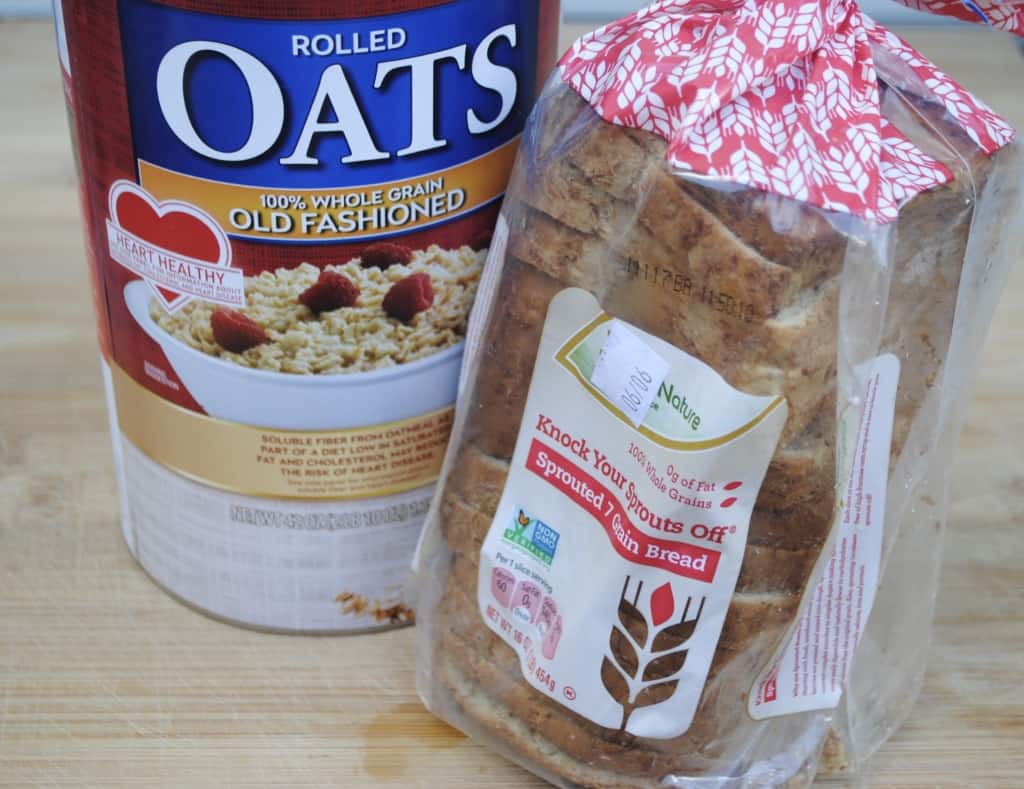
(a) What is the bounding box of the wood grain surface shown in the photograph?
[1,19,1022,789]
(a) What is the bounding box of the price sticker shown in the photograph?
[592,320,670,426]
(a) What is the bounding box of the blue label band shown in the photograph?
[119,0,541,191]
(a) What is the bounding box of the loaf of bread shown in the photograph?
[418,78,1006,787]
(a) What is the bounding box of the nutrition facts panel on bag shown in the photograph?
[750,355,899,718]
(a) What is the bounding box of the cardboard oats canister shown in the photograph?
[53,0,560,632]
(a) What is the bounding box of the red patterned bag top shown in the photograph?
[560,0,1024,222]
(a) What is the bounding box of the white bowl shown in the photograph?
[124,280,463,430]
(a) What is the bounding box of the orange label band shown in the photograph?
[110,364,453,500]
[138,138,519,243]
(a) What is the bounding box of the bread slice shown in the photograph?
[445,443,510,517]
[507,206,840,444]
[521,157,800,318]
[462,257,554,459]
[525,87,849,279]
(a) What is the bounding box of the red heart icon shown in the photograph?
[109,182,230,310]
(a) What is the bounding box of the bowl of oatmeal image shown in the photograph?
[124,243,484,430]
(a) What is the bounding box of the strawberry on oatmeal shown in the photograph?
[150,244,484,374]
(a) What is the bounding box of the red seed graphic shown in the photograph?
[650,583,675,627]
[720,497,738,508]
[724,481,742,491]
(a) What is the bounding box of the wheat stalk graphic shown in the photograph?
[601,576,706,733]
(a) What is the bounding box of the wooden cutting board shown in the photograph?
[1,19,1022,789]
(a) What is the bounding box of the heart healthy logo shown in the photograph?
[503,508,560,566]
[105,180,245,313]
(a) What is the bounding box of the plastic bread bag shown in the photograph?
[412,1,1024,786]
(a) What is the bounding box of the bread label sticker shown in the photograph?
[749,354,899,719]
[591,320,670,426]
[476,289,789,739]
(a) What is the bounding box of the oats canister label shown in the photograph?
[117,0,538,243]
[57,0,560,632]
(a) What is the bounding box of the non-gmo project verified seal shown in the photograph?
[504,509,560,566]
